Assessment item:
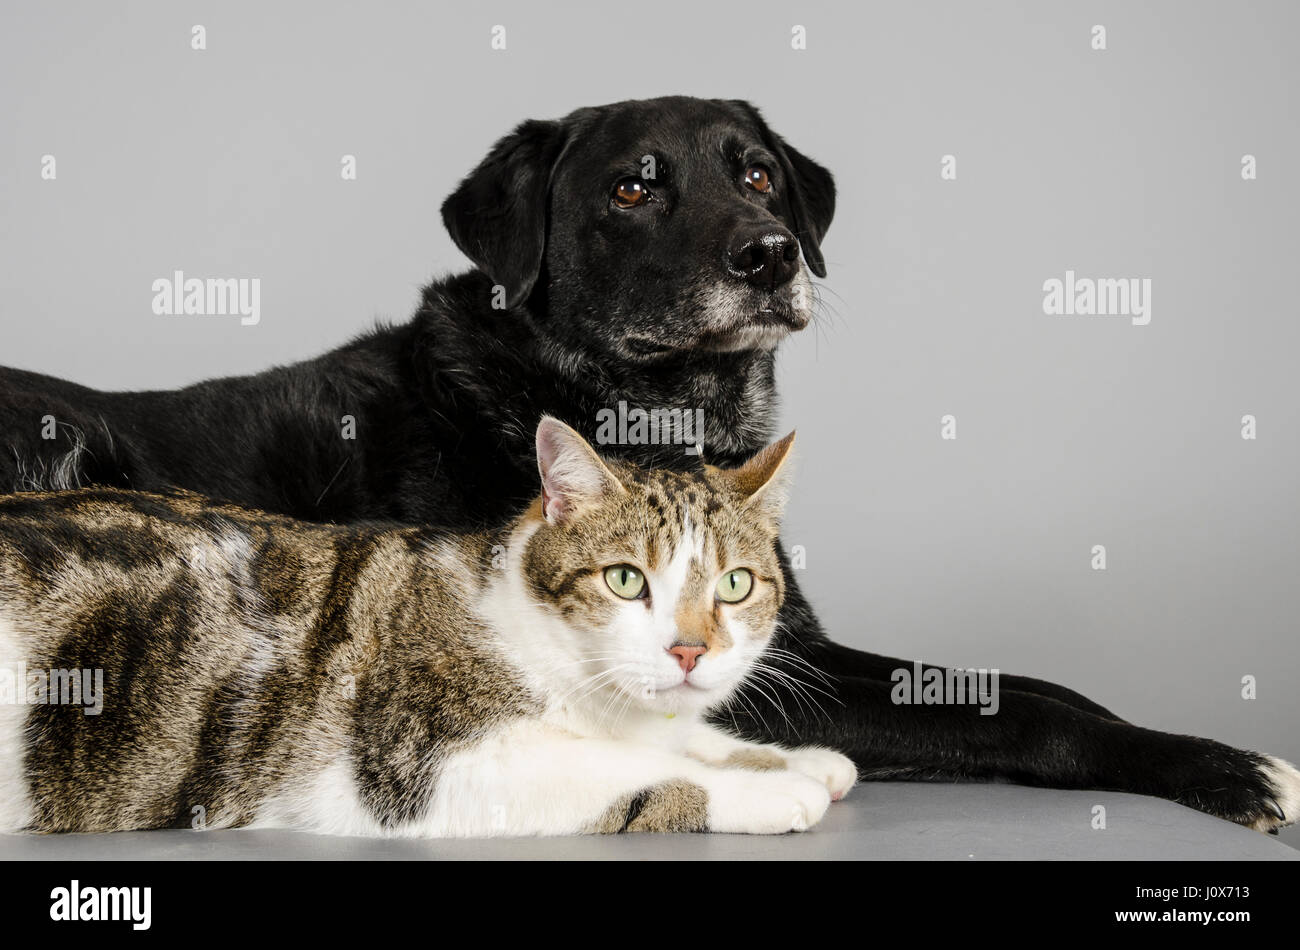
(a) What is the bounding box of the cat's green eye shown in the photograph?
[716,569,753,604]
[604,564,647,600]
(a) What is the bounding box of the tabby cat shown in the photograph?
[0,418,855,836]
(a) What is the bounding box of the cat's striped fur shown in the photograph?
[0,418,854,836]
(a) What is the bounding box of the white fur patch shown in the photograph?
[703,767,830,834]
[696,263,815,354]
[1256,755,1300,833]
[0,611,34,832]
[250,758,383,837]
[10,426,88,492]
[784,747,858,801]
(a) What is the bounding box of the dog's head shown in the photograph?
[441,96,835,362]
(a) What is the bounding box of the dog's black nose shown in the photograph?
[726,228,800,289]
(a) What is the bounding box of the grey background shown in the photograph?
[2,1,1297,847]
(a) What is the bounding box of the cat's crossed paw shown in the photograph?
[784,747,857,801]
[705,769,832,834]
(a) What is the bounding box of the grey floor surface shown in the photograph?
[1,783,1294,860]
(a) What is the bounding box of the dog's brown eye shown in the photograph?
[613,179,649,208]
[744,165,773,193]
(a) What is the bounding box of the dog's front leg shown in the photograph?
[719,670,1300,833]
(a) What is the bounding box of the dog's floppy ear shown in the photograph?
[735,103,836,278]
[441,119,567,309]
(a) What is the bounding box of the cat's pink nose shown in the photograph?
[667,644,707,673]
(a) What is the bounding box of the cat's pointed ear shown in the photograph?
[535,416,625,525]
[719,432,796,520]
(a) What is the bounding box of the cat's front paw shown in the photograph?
[785,746,857,801]
[705,769,832,834]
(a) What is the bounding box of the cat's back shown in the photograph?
[0,487,337,624]
[0,487,513,832]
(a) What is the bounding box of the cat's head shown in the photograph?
[521,416,794,718]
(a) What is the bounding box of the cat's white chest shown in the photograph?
[545,701,695,756]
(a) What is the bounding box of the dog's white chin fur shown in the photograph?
[699,267,814,352]
[707,323,794,353]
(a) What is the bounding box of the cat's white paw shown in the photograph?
[705,769,831,834]
[784,746,857,801]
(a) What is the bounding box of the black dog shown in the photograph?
[1,96,1295,831]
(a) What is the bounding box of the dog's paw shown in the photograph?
[784,746,857,801]
[1246,755,1300,834]
[1166,738,1300,834]
[704,769,831,834]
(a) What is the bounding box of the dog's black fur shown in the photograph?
[0,97,1291,829]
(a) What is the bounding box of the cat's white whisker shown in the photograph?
[728,683,775,738]
[761,644,840,689]
[554,663,632,708]
[737,671,797,736]
[535,652,621,677]
[748,663,835,724]
[748,665,816,721]
[600,679,639,734]
[756,649,843,705]
[593,672,635,729]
